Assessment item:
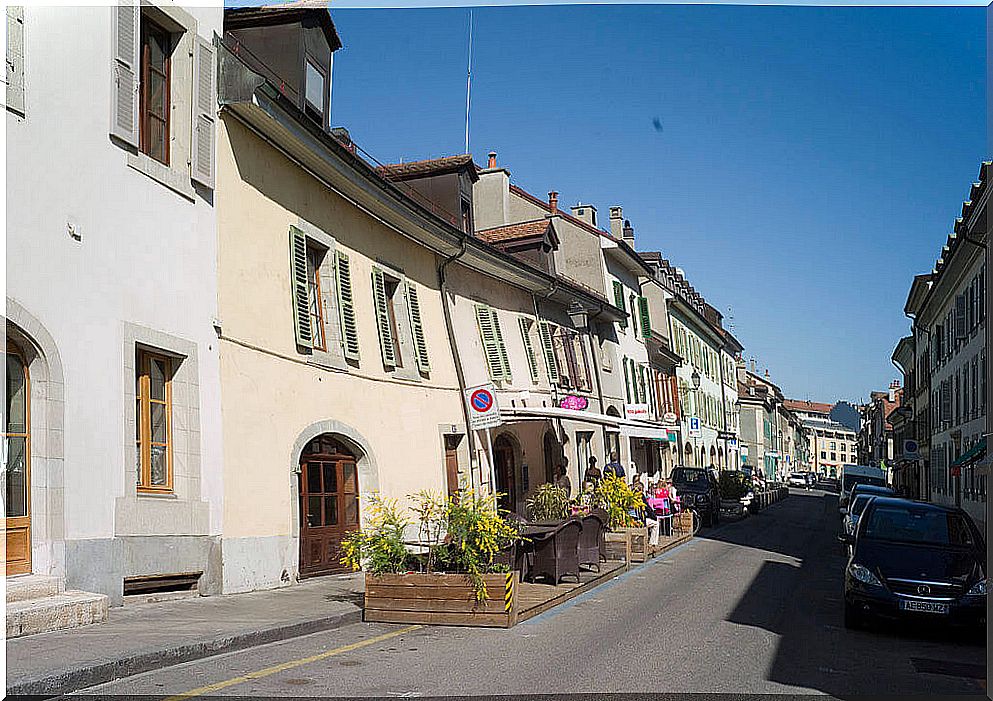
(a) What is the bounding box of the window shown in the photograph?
[830,441,836,450]
[629,295,639,338]
[831,452,837,461]
[380,275,404,368]
[460,198,474,234]
[982,349,987,416]
[136,349,173,492]
[553,327,590,391]
[821,451,826,460]
[305,58,327,125]
[307,246,327,352]
[139,17,171,165]
[519,317,540,384]
[972,355,979,419]
[476,305,511,382]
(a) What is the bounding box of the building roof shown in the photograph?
[376,155,478,182]
[225,4,342,52]
[784,399,834,416]
[476,219,555,245]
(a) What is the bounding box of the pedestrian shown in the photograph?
[553,463,572,497]
[583,456,602,485]
[631,472,644,493]
[603,452,625,480]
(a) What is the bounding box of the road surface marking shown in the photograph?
[161,625,422,701]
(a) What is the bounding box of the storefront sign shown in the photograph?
[625,403,650,420]
[662,411,678,426]
[666,430,678,443]
[559,395,589,411]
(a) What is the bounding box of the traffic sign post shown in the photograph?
[465,384,502,496]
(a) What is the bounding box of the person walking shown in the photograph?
[603,452,625,480]
[583,456,602,485]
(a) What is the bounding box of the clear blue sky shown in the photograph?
[318,3,986,404]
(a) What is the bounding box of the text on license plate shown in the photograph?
[900,600,949,614]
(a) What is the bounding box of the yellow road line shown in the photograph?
[162,625,422,701]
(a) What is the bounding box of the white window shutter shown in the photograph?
[405,281,430,374]
[6,6,24,115]
[335,251,360,361]
[191,35,216,188]
[372,267,396,368]
[289,227,313,349]
[111,3,139,146]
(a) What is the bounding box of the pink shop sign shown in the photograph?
[559,395,589,411]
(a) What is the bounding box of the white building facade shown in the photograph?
[6,4,223,605]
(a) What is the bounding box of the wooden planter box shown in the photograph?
[604,527,653,562]
[364,572,518,628]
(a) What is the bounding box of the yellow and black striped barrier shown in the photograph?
[504,571,514,613]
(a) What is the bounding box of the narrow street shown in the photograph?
[74,491,985,699]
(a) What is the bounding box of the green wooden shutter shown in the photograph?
[335,251,360,361]
[638,297,652,339]
[406,280,430,373]
[538,321,559,384]
[623,357,631,404]
[519,317,540,384]
[491,310,512,381]
[476,305,503,381]
[613,281,627,327]
[372,267,396,368]
[289,227,313,349]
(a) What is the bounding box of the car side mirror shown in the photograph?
[838,533,854,545]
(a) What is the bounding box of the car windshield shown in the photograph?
[672,469,708,485]
[791,473,804,479]
[863,505,976,547]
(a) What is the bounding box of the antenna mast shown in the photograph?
[464,9,473,155]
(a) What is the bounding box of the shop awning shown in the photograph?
[951,438,987,469]
[618,423,669,440]
[502,406,621,428]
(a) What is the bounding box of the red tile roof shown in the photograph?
[376,155,477,181]
[476,219,552,244]
[783,399,834,416]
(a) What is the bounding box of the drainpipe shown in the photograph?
[587,303,610,467]
[438,236,475,489]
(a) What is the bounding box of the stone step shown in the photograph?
[6,574,64,603]
[6,590,109,639]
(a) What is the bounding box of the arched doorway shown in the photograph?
[684,442,693,466]
[543,429,564,485]
[709,446,717,468]
[493,434,517,513]
[700,446,706,467]
[298,435,359,577]
[6,340,31,575]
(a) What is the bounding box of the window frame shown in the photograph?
[306,244,328,352]
[304,55,328,126]
[135,348,174,493]
[139,15,172,166]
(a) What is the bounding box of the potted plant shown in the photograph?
[346,489,526,627]
[525,484,570,523]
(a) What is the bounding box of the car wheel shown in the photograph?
[844,601,862,630]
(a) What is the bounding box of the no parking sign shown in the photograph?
[465,384,503,430]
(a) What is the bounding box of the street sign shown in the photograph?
[465,384,502,431]
[688,416,701,437]
[662,411,678,426]
[903,439,921,460]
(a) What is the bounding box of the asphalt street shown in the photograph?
[73,489,986,698]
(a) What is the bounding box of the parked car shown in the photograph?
[671,466,721,527]
[840,497,986,631]
[788,472,809,489]
[816,476,839,492]
[842,494,876,554]
[841,483,896,516]
[840,464,886,508]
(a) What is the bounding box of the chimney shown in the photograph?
[548,191,559,214]
[570,202,597,227]
[749,358,757,374]
[609,206,624,238]
[487,151,497,169]
[765,369,770,380]
[330,127,356,154]
[622,219,635,245]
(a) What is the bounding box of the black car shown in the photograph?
[840,483,895,511]
[671,466,720,527]
[840,497,986,631]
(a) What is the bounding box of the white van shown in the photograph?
[839,464,886,508]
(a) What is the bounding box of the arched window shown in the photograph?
[6,340,31,574]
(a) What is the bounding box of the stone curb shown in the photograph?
[6,606,363,698]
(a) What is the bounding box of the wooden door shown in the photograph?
[5,342,31,575]
[494,438,516,513]
[444,435,460,497]
[298,437,359,578]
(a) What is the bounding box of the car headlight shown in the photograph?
[696,494,709,503]
[967,579,987,596]
[848,563,882,587]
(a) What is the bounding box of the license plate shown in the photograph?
[899,600,949,614]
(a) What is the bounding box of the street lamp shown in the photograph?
[691,370,701,390]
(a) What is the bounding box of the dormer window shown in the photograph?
[305,57,327,125]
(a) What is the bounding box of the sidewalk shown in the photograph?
[6,573,365,697]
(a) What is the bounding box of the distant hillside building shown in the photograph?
[785,400,858,477]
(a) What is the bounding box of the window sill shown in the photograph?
[136,489,178,499]
[127,152,196,201]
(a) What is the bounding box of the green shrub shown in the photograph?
[525,483,570,522]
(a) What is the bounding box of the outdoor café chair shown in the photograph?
[528,518,582,584]
[578,512,606,572]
